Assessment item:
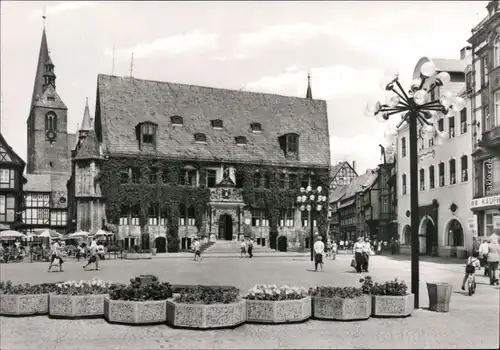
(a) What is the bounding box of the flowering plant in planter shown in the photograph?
[174,285,239,304]
[52,279,119,295]
[0,281,57,295]
[244,284,309,301]
[109,276,173,301]
[359,276,408,296]
[359,276,413,317]
[309,286,364,299]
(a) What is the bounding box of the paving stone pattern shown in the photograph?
[1,255,499,349]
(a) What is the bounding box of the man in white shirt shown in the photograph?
[478,239,489,272]
[193,239,202,261]
[48,241,63,272]
[83,238,100,270]
[313,236,325,272]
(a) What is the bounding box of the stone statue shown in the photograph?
[222,165,230,180]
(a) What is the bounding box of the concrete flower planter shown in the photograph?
[0,293,49,316]
[372,294,414,317]
[49,294,108,318]
[246,297,311,324]
[104,298,167,325]
[312,295,371,321]
[166,299,246,329]
[123,253,152,260]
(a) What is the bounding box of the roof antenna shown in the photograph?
[111,44,115,76]
[129,52,134,77]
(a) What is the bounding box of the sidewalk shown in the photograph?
[152,251,310,259]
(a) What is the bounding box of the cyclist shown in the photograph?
[461,255,479,293]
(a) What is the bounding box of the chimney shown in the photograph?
[460,46,472,60]
[352,161,356,172]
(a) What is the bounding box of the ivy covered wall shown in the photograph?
[96,157,330,251]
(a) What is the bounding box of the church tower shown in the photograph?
[26,28,70,175]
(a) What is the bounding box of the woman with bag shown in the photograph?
[352,237,365,273]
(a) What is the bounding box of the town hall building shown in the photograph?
[68,74,331,252]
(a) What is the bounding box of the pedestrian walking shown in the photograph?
[353,237,365,273]
[240,239,247,258]
[478,239,489,273]
[362,237,371,272]
[486,235,500,286]
[332,241,337,260]
[193,238,202,261]
[248,238,254,258]
[83,238,100,271]
[313,236,325,272]
[48,240,63,272]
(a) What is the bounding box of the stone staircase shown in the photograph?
[203,240,275,254]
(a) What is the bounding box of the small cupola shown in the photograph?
[136,121,157,149]
[43,56,56,89]
[278,133,300,160]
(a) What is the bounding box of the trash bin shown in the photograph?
[426,282,452,312]
[151,248,157,256]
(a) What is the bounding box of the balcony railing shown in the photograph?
[481,126,500,151]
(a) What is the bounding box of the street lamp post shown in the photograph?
[364,62,466,309]
[297,185,327,261]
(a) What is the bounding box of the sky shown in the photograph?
[0,1,485,174]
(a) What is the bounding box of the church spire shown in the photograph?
[30,28,52,108]
[306,73,312,99]
[80,98,92,131]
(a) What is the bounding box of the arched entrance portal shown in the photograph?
[419,216,437,255]
[277,236,287,252]
[155,237,166,253]
[402,225,411,245]
[218,214,233,240]
[447,219,464,247]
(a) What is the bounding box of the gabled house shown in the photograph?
[0,133,26,229]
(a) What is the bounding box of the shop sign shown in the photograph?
[485,159,493,192]
[467,217,478,237]
[494,216,500,230]
[470,194,500,209]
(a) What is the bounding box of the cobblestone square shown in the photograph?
[1,254,498,349]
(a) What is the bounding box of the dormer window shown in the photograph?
[250,122,262,133]
[171,115,183,126]
[47,95,55,101]
[278,133,299,160]
[136,122,157,149]
[235,136,247,146]
[194,133,207,144]
[211,119,223,129]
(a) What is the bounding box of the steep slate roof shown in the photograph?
[30,29,50,108]
[33,84,67,110]
[96,74,330,168]
[0,133,25,167]
[329,185,347,203]
[74,130,101,160]
[342,169,378,200]
[81,98,92,131]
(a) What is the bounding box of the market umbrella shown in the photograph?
[0,223,10,231]
[68,231,89,239]
[95,229,113,237]
[0,230,25,240]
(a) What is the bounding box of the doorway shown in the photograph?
[218,214,233,240]
[277,236,287,252]
[155,237,166,253]
[424,220,437,256]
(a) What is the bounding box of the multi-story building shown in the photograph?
[334,169,378,241]
[469,1,500,240]
[0,133,26,229]
[67,74,331,252]
[327,161,358,236]
[397,53,473,257]
[21,28,74,233]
